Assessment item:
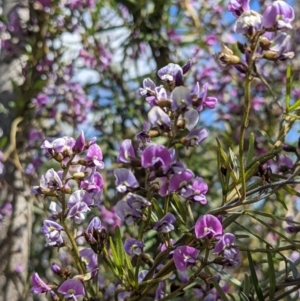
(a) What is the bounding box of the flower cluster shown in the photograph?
[173,215,240,272]
[223,0,294,69]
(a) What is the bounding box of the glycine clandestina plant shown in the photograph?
[29,1,300,301]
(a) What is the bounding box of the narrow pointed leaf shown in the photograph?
[247,251,264,301]
[115,226,124,267]
[172,193,187,223]
[285,65,292,112]
[267,246,276,299]
[246,133,255,166]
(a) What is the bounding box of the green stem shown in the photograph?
[239,32,265,201]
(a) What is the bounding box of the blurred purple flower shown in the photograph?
[114,168,139,193]
[85,144,104,168]
[158,63,184,86]
[228,0,250,17]
[117,139,136,163]
[124,238,145,256]
[148,106,171,129]
[115,200,142,225]
[67,190,93,208]
[141,144,172,171]
[181,128,208,147]
[41,220,64,246]
[234,10,262,35]
[171,86,192,111]
[284,216,300,234]
[169,169,194,192]
[57,279,85,299]
[31,272,51,294]
[262,0,294,29]
[73,130,86,153]
[153,213,176,233]
[80,248,98,271]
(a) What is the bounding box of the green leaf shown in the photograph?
[247,251,264,301]
[109,237,121,271]
[288,98,300,112]
[285,113,300,120]
[172,194,187,223]
[267,246,276,299]
[258,129,274,145]
[223,213,243,230]
[283,185,300,197]
[285,65,292,112]
[115,226,124,267]
[239,291,250,301]
[275,191,288,210]
[124,254,136,287]
[152,198,164,219]
[243,273,251,297]
[229,148,239,180]
[211,275,229,301]
[246,133,255,166]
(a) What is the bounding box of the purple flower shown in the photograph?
[86,217,102,240]
[169,169,194,192]
[284,216,300,234]
[157,63,184,86]
[155,281,166,300]
[194,214,223,239]
[115,200,142,225]
[234,10,262,35]
[80,167,104,199]
[31,272,51,293]
[228,0,250,17]
[117,139,136,163]
[67,190,93,208]
[139,78,157,105]
[123,238,145,256]
[57,279,85,300]
[73,130,86,153]
[173,246,200,272]
[180,107,199,131]
[100,205,122,228]
[213,233,236,253]
[138,270,148,283]
[181,128,208,147]
[153,213,176,233]
[181,177,208,204]
[41,137,75,158]
[85,144,104,168]
[80,248,98,271]
[114,168,139,193]
[268,32,294,61]
[41,220,64,246]
[141,144,172,171]
[192,83,218,111]
[31,168,64,195]
[67,202,90,224]
[150,176,169,197]
[222,247,240,266]
[148,106,171,129]
[51,263,61,275]
[170,86,192,111]
[262,0,294,30]
[126,192,151,210]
